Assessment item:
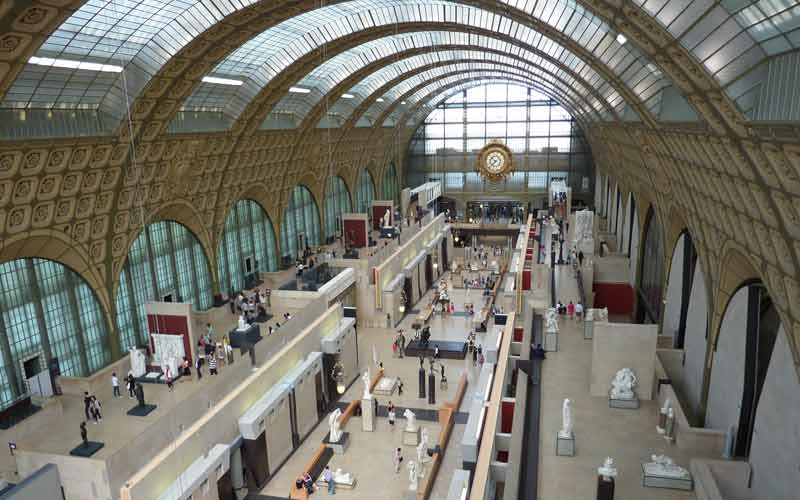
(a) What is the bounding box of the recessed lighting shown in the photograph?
[401,101,406,105]
[202,76,243,86]
[376,98,384,102]
[29,56,122,73]
[289,87,311,94]
[341,93,354,99]
[616,33,627,45]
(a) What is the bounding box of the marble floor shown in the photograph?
[536,266,695,500]
[260,279,487,499]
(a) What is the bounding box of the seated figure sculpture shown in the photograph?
[610,368,637,400]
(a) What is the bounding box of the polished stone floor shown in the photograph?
[537,266,695,499]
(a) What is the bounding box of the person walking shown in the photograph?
[127,372,136,398]
[393,447,404,473]
[90,395,102,423]
[399,330,406,358]
[567,301,575,320]
[195,356,203,380]
[387,402,396,429]
[111,372,120,398]
[578,250,584,267]
[209,355,218,376]
[397,378,404,395]
[434,345,440,359]
[373,397,379,417]
[322,466,336,495]
[575,302,584,322]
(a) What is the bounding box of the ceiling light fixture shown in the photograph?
[401,101,407,105]
[376,98,385,102]
[616,33,627,45]
[341,93,355,99]
[201,76,243,86]
[289,86,311,94]
[29,56,122,73]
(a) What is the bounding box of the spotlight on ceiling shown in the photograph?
[616,33,627,45]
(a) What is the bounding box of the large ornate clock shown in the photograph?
[476,140,514,182]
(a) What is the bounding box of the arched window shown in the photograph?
[637,207,664,324]
[324,176,352,240]
[115,221,213,351]
[383,163,399,203]
[218,200,278,295]
[355,168,375,213]
[0,259,111,410]
[281,185,322,261]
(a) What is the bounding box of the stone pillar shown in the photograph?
[362,396,375,432]
[231,446,246,500]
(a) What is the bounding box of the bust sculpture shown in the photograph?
[645,455,690,479]
[598,457,618,479]
[404,408,418,431]
[361,369,372,399]
[610,368,637,400]
[545,308,559,333]
[559,398,573,438]
[237,315,247,331]
[328,408,343,443]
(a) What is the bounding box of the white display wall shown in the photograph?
[265,395,293,476]
[293,369,319,441]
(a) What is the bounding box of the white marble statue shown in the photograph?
[645,455,691,479]
[574,209,594,242]
[328,408,343,443]
[598,457,618,479]
[545,307,559,333]
[383,209,391,228]
[333,468,354,484]
[559,398,574,438]
[407,460,419,491]
[404,408,418,432]
[362,369,372,399]
[610,368,637,400]
[418,428,431,464]
[237,315,247,331]
[129,348,147,377]
[596,307,609,322]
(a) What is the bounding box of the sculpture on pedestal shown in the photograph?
[383,209,391,228]
[333,468,353,484]
[134,383,145,407]
[361,369,372,399]
[645,455,690,479]
[597,457,618,479]
[610,368,637,400]
[545,308,559,333]
[237,315,247,331]
[328,408,343,443]
[404,409,417,431]
[596,308,608,322]
[559,398,574,438]
[407,461,418,491]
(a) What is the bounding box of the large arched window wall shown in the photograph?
[383,163,400,204]
[355,169,375,213]
[281,186,322,261]
[324,176,352,242]
[217,200,278,296]
[115,222,214,351]
[637,207,665,324]
[406,83,593,198]
[0,259,111,410]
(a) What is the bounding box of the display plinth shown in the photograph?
[556,434,575,456]
[69,441,104,457]
[362,397,375,432]
[403,427,421,445]
[373,376,397,396]
[584,320,594,339]
[323,432,350,454]
[609,397,639,409]
[229,324,261,348]
[544,332,558,352]
[127,404,158,417]
[596,476,614,500]
[317,476,357,490]
[641,464,693,490]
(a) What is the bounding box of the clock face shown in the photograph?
[486,151,506,173]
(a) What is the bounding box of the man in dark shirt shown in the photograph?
[533,344,547,359]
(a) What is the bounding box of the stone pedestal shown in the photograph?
[427,373,436,404]
[403,427,420,445]
[418,368,426,399]
[597,476,614,500]
[584,320,594,340]
[556,433,575,456]
[544,331,558,352]
[609,397,640,409]
[323,432,350,454]
[362,397,375,432]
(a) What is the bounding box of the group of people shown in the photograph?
[83,391,103,423]
[232,289,270,323]
[555,300,584,321]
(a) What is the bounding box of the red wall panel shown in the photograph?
[592,282,634,315]
[501,401,515,433]
[343,219,368,248]
[513,327,524,342]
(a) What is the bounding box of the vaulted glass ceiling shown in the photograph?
[1,0,798,128]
